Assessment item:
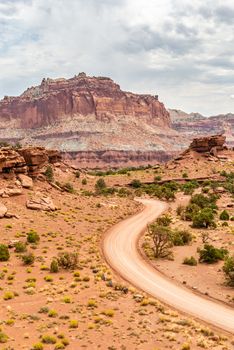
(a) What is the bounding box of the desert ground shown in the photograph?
[0,149,234,350]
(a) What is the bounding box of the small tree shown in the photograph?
[95,178,106,193]
[219,210,229,221]
[223,255,234,286]
[192,208,216,228]
[148,224,173,259]
[44,165,54,182]
[198,244,228,264]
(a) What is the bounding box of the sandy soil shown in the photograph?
[0,165,233,349]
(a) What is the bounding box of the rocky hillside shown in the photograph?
[0,74,185,168]
[169,109,234,147]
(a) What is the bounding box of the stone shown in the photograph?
[189,135,226,153]
[26,196,57,211]
[18,174,33,189]
[0,202,7,218]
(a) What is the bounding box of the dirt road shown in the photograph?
[103,198,234,333]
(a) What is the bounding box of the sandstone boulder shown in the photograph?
[0,203,7,218]
[18,174,33,189]
[26,196,57,211]
[190,135,226,153]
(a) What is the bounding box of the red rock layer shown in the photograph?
[0,73,170,129]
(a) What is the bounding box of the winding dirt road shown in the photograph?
[103,198,234,333]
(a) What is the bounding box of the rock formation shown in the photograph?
[0,74,183,168]
[169,109,234,148]
[190,134,226,153]
[0,146,61,178]
[0,74,233,168]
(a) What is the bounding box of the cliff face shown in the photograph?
[0,74,182,168]
[169,109,234,147]
[0,73,170,129]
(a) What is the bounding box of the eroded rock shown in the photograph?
[26,196,57,211]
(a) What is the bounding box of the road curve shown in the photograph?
[103,198,234,333]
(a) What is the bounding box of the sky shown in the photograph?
[0,0,234,116]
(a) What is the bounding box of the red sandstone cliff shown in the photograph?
[0,73,182,168]
[0,73,170,129]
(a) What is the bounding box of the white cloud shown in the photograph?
[0,0,233,115]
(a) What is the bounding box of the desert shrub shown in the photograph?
[57,251,78,270]
[118,187,131,197]
[44,165,54,182]
[219,210,229,221]
[0,244,10,261]
[41,335,56,344]
[176,205,185,217]
[156,214,172,227]
[63,182,75,193]
[223,255,234,286]
[182,172,188,178]
[82,178,87,185]
[0,331,8,343]
[69,319,78,328]
[181,180,199,195]
[95,178,106,191]
[27,230,40,244]
[50,259,59,273]
[130,179,141,188]
[183,203,200,221]
[190,193,218,210]
[183,256,197,266]
[154,175,162,182]
[192,208,216,228]
[198,244,228,264]
[75,171,80,178]
[14,241,27,253]
[22,252,35,265]
[32,343,44,350]
[171,230,192,246]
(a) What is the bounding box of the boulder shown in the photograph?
[190,135,226,153]
[0,202,7,218]
[26,196,57,211]
[18,174,33,189]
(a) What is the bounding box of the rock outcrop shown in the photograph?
[0,74,184,168]
[169,109,234,148]
[0,146,61,178]
[190,135,226,153]
[0,74,170,129]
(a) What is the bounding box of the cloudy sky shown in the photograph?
[0,0,233,116]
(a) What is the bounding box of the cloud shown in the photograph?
[0,0,233,115]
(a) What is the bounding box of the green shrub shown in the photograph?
[0,331,8,343]
[182,172,188,178]
[183,256,197,266]
[199,244,228,264]
[44,165,54,182]
[41,335,56,344]
[154,175,161,182]
[219,210,229,221]
[32,342,44,350]
[63,182,75,193]
[75,171,80,178]
[223,255,234,286]
[57,251,78,270]
[95,178,106,192]
[27,230,40,244]
[171,230,192,246]
[0,244,10,261]
[130,179,141,188]
[82,178,87,185]
[192,208,216,228]
[14,241,27,253]
[156,214,172,227]
[22,252,35,265]
[50,259,59,273]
